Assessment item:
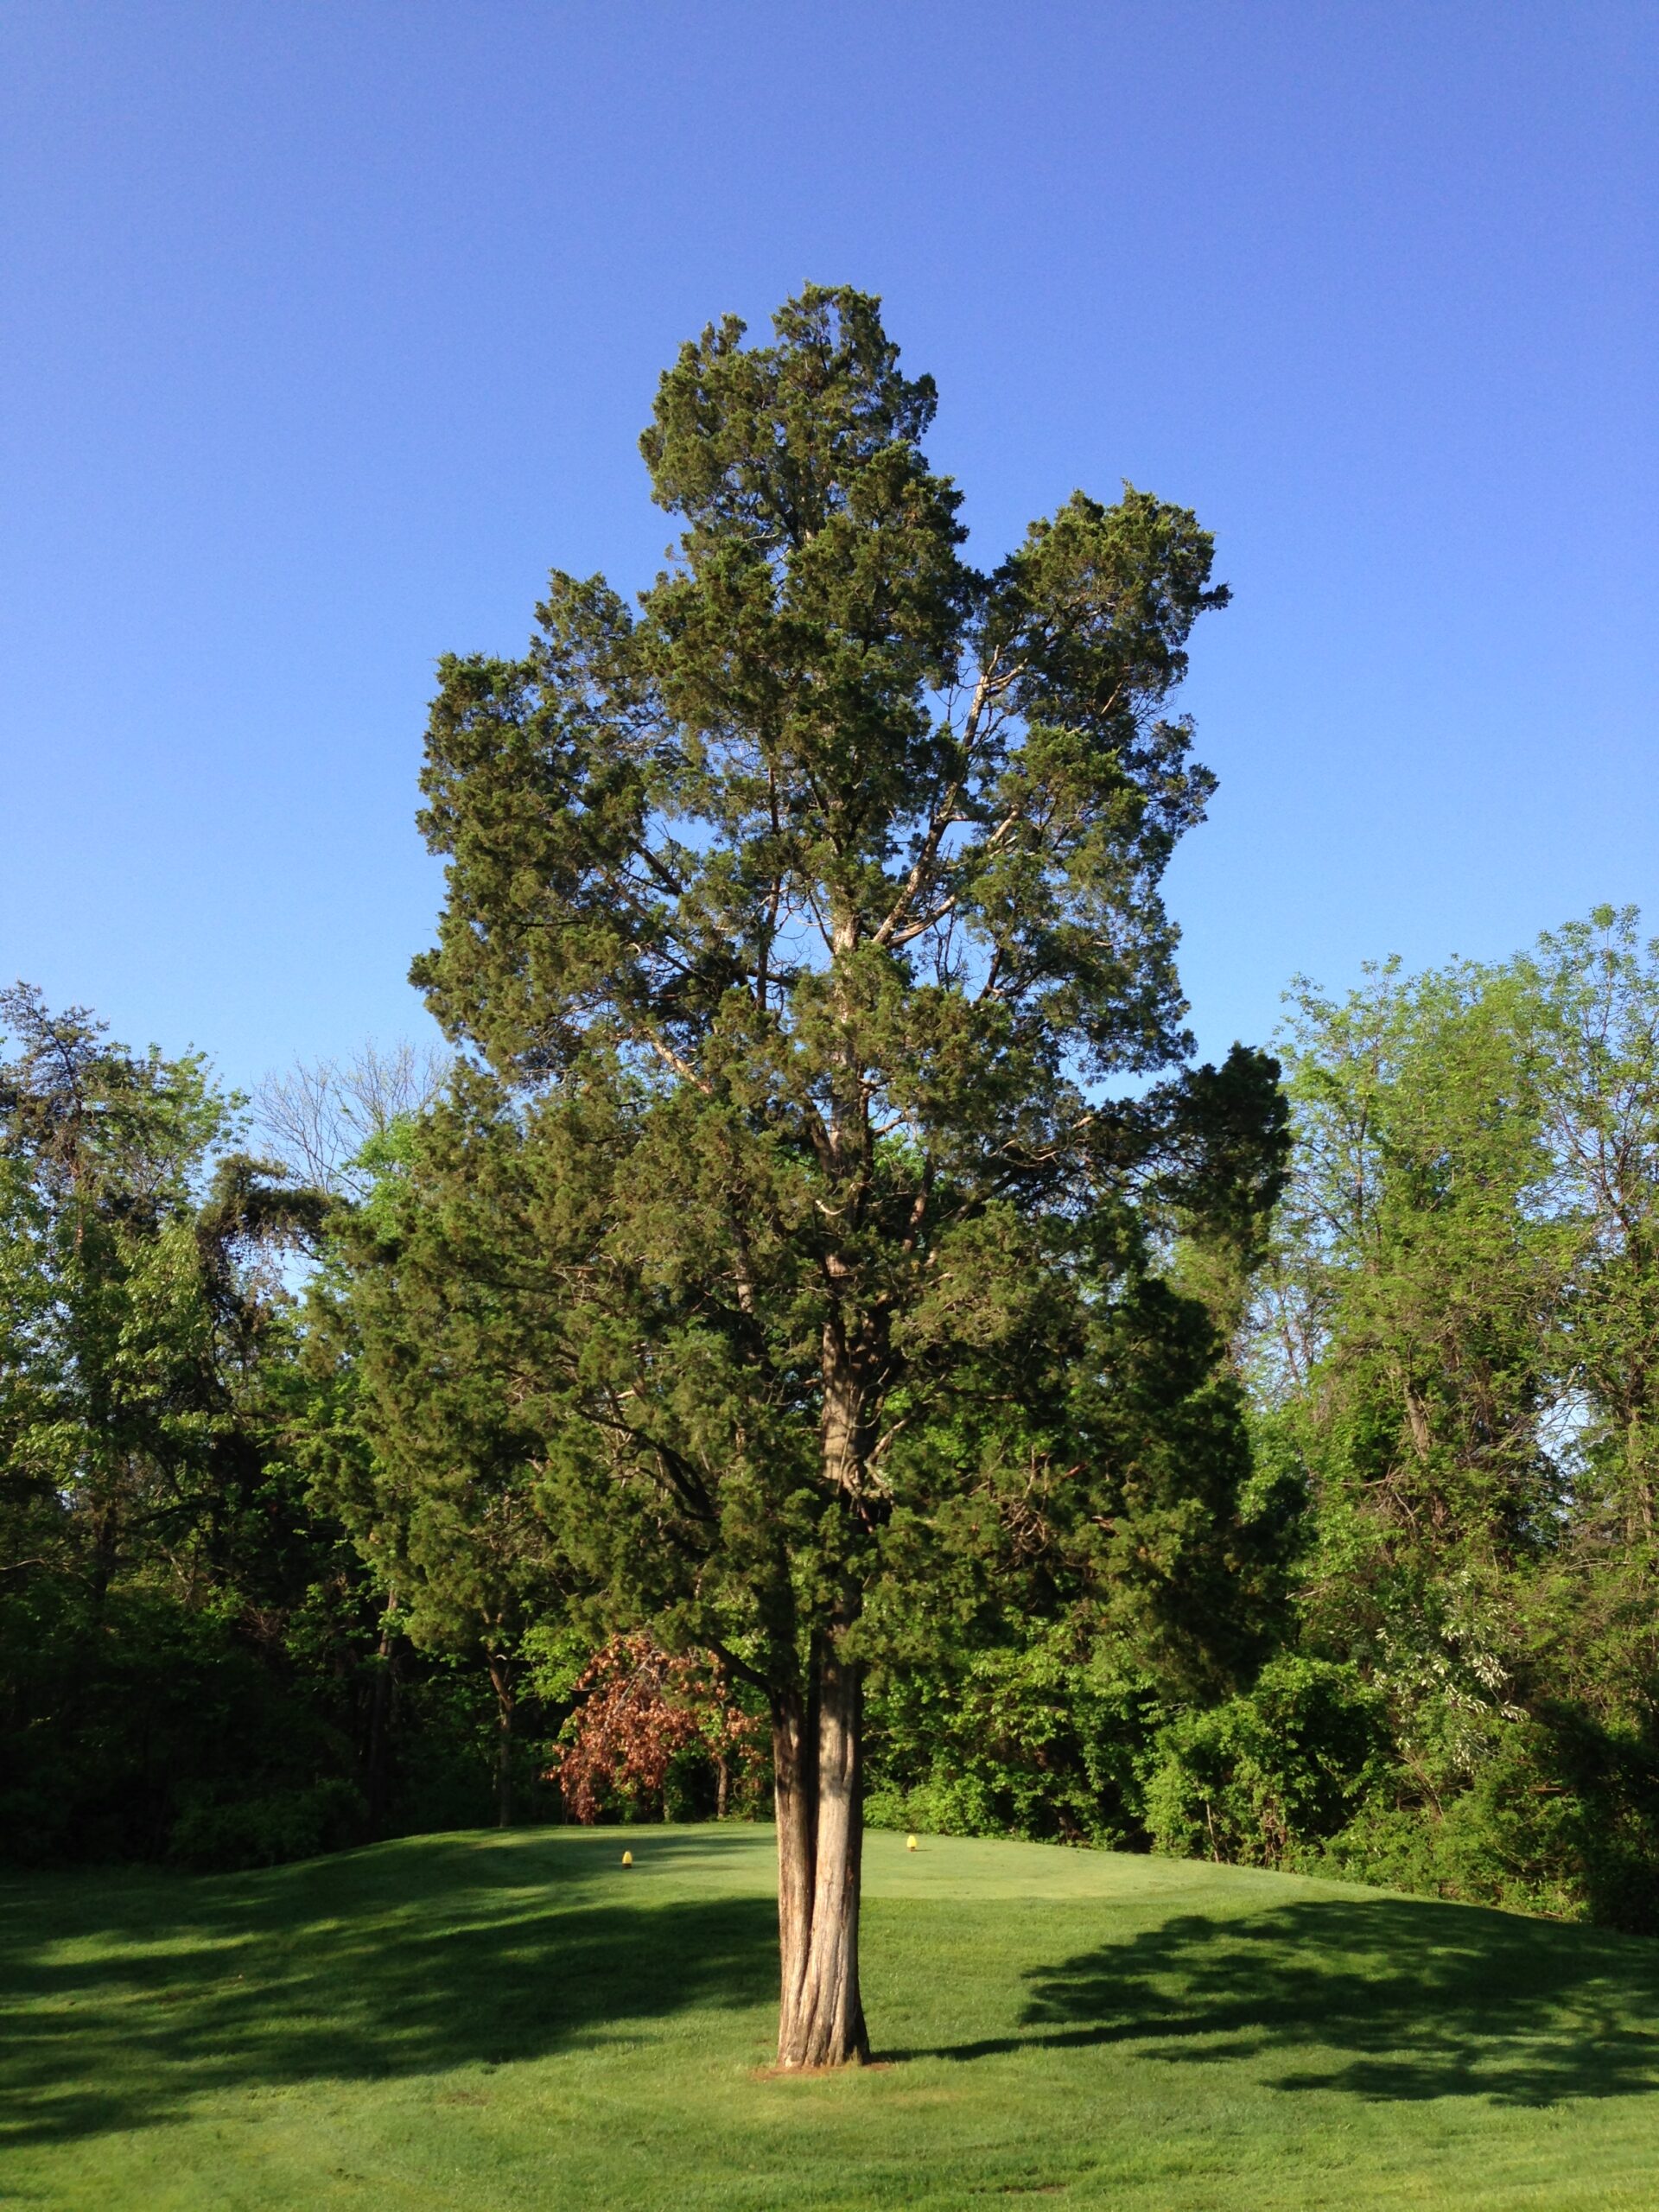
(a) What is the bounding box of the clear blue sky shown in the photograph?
[3,3,1654,1096]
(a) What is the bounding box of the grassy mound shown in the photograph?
[4,1826,1658,2209]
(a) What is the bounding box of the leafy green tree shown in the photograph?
[0,985,360,1861]
[1256,915,1659,1926]
[1265,957,1571,1558]
[405,286,1281,2064]
[0,985,326,1605]
[1518,910,1659,1547]
[1143,1654,1389,1866]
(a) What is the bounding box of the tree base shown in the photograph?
[752,2058,888,2080]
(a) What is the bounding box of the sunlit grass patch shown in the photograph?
[3,1827,1657,2209]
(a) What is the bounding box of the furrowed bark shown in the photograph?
[773,1624,871,2069]
[772,1679,817,2050]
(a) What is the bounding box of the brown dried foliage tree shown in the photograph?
[550,1634,766,1823]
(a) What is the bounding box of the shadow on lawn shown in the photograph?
[13,1839,1659,2147]
[0,1829,778,2148]
[897,1892,1659,2107]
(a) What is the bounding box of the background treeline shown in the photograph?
[0,1005,561,1868]
[5,908,1659,1930]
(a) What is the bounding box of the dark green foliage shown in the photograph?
[865,1624,1160,1847]
[0,988,554,1868]
[0,1573,353,1867]
[1142,1656,1390,1866]
[398,285,1274,1774]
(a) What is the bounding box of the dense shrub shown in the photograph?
[865,1630,1160,1849]
[1142,1657,1390,1867]
[168,1778,368,1871]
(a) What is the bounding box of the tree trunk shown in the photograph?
[364,1610,400,1839]
[772,1630,870,2069]
[766,1287,878,2067]
[486,1655,515,1829]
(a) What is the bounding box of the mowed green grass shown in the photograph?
[4,1827,1659,2211]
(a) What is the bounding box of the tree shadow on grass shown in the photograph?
[0,1828,778,2149]
[894,1891,1659,2107]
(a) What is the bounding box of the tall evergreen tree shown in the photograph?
[310,1115,566,1830]
[409,287,1281,2065]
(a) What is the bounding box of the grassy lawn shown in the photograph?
[3,1826,1659,2210]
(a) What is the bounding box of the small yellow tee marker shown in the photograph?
[620,1850,633,1866]
[906,1834,918,1852]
